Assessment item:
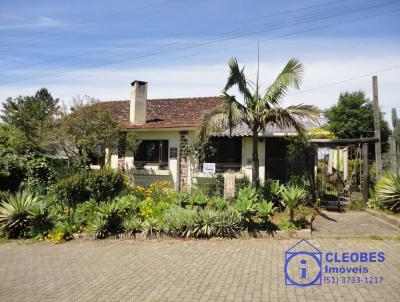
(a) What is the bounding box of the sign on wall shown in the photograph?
[170,147,177,159]
[203,162,216,174]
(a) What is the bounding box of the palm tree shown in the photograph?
[199,57,320,187]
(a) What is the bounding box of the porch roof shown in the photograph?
[210,121,318,137]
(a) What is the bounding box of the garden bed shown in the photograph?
[0,169,316,243]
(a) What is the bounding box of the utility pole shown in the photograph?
[373,76,382,181]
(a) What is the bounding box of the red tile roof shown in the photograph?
[101,97,223,129]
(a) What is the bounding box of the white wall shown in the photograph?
[110,132,266,187]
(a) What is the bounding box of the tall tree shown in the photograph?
[44,97,122,169]
[325,91,390,153]
[199,58,320,187]
[1,88,59,152]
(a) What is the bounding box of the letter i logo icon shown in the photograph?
[285,239,322,287]
[300,260,307,278]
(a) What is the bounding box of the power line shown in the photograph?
[0,0,360,73]
[291,64,400,95]
[0,0,398,86]
[70,7,400,83]
[0,0,172,47]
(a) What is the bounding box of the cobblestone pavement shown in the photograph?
[312,211,400,236]
[0,238,399,302]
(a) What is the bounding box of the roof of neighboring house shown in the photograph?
[101,97,222,129]
[211,120,319,137]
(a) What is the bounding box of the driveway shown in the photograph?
[0,238,399,302]
[312,211,400,237]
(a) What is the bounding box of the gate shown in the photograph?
[312,140,370,211]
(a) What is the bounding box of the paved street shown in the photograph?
[0,238,399,302]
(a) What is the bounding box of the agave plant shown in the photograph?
[0,191,38,238]
[189,193,209,208]
[28,201,53,239]
[256,201,276,219]
[235,187,258,226]
[142,217,163,238]
[114,194,140,215]
[280,184,306,222]
[375,169,400,213]
[263,180,284,208]
[174,192,191,208]
[216,208,242,238]
[87,215,108,239]
[180,208,198,238]
[122,216,142,236]
[210,197,228,210]
[195,208,218,238]
[94,201,125,235]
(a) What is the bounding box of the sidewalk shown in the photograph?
[312,210,400,237]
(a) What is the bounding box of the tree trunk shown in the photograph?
[390,136,397,171]
[252,129,260,188]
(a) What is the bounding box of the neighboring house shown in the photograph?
[103,80,311,190]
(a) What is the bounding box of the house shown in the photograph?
[103,80,309,190]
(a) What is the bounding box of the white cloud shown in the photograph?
[0,37,398,123]
[0,16,67,30]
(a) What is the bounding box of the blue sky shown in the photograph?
[0,0,399,121]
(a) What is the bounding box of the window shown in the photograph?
[203,137,242,172]
[135,140,169,169]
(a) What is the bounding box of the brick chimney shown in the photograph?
[130,80,147,124]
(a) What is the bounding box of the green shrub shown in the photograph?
[0,191,37,238]
[261,180,283,209]
[73,199,97,227]
[367,194,384,211]
[142,217,164,237]
[87,215,108,239]
[195,175,224,197]
[235,187,258,227]
[0,154,27,192]
[278,218,297,232]
[87,201,122,239]
[209,197,229,210]
[216,208,242,238]
[97,201,124,230]
[174,191,191,208]
[0,191,9,205]
[347,200,365,211]
[280,184,306,222]
[122,216,142,235]
[164,208,198,238]
[47,220,74,242]
[52,169,128,211]
[375,169,400,213]
[195,208,218,238]
[114,194,140,216]
[235,176,250,197]
[84,169,127,202]
[52,173,89,210]
[24,157,53,195]
[28,201,53,239]
[189,192,209,208]
[256,201,276,219]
